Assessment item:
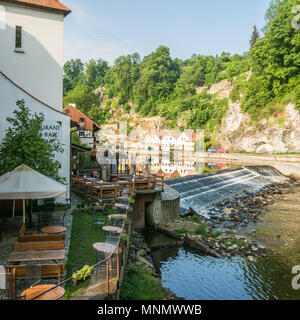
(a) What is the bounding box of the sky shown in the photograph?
[62,0,271,65]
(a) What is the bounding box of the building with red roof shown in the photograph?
[0,0,72,202]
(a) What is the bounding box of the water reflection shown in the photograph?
[151,162,231,179]
[150,244,300,300]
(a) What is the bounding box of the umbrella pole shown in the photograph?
[23,200,26,224]
[12,200,15,219]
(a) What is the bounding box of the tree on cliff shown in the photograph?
[85,58,109,88]
[63,59,85,94]
[249,25,260,50]
[0,100,65,182]
[63,83,98,114]
[133,45,180,115]
[243,0,300,118]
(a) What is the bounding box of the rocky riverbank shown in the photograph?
[204,182,293,231]
[156,182,294,262]
[126,231,183,300]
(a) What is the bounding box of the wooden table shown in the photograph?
[21,284,65,300]
[41,226,66,234]
[93,242,117,254]
[102,226,123,234]
[114,203,130,211]
[7,250,65,264]
[108,214,126,220]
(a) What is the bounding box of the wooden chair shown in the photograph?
[18,224,37,242]
[6,264,65,300]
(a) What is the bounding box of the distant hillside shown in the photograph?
[63,0,300,152]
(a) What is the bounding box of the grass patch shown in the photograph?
[175,227,189,234]
[183,215,201,223]
[210,230,222,238]
[64,205,116,299]
[192,223,207,236]
[120,265,164,300]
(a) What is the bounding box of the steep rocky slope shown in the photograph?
[217,102,300,153]
[98,73,300,153]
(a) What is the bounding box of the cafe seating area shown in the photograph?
[0,204,73,301]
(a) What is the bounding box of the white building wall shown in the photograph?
[0,73,70,199]
[0,2,64,110]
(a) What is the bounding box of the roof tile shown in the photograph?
[5,0,71,15]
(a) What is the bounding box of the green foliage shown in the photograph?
[120,234,128,241]
[63,59,85,94]
[107,53,141,104]
[71,129,88,147]
[72,265,94,281]
[175,227,189,234]
[87,105,108,124]
[134,46,180,110]
[250,25,260,50]
[85,58,109,88]
[0,100,64,182]
[64,208,109,299]
[62,0,299,126]
[120,265,164,300]
[63,84,98,114]
[192,223,207,236]
[243,0,300,118]
[191,215,201,223]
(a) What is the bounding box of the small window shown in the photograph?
[15,26,22,48]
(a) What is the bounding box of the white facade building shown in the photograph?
[0,0,71,200]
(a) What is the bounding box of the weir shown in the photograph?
[165,166,288,216]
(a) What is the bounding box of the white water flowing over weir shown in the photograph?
[165,166,288,217]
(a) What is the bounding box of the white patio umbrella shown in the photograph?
[0,164,67,223]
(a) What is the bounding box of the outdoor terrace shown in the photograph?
[0,194,132,300]
[71,173,164,200]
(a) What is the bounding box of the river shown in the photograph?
[144,184,300,300]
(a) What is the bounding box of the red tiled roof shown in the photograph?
[4,0,71,16]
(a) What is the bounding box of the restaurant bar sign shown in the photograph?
[42,121,63,140]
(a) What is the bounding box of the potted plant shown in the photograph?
[128,197,135,205]
[120,233,128,242]
[72,265,94,285]
[123,218,129,232]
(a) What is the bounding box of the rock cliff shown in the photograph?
[216,102,300,153]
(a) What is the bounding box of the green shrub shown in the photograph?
[210,230,222,238]
[193,223,207,236]
[120,265,164,300]
[175,227,188,234]
[191,215,200,223]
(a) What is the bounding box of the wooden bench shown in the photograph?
[5,264,65,300]
[19,234,66,242]
[14,241,65,252]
